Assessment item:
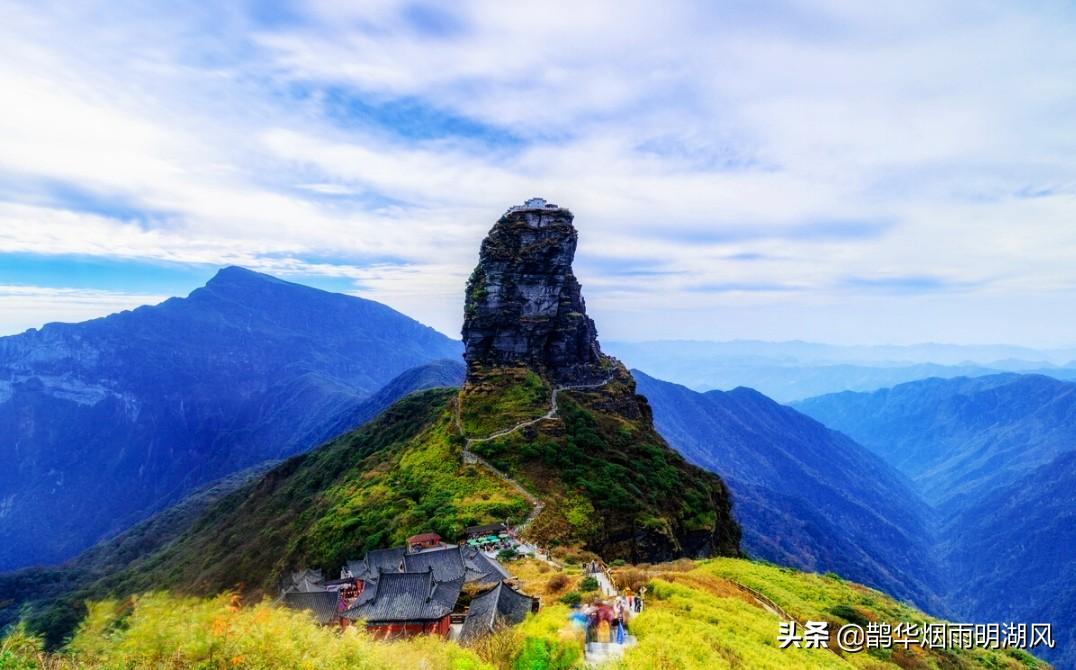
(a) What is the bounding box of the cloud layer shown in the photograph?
[1,1,1075,345]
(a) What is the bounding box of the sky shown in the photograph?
[1,1,1075,347]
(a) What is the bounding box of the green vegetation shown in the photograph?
[509,605,582,670]
[2,558,1046,670]
[10,390,529,648]
[577,576,599,593]
[622,559,1049,670]
[463,266,488,319]
[468,364,740,560]
[459,367,550,436]
[1,593,490,670]
[126,389,528,591]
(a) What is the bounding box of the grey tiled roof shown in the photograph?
[350,545,508,587]
[345,560,367,579]
[460,582,535,641]
[366,547,406,573]
[280,568,325,594]
[463,548,510,587]
[281,589,340,625]
[343,569,462,623]
[347,547,407,581]
[403,546,466,582]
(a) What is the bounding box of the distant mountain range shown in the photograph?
[632,371,942,611]
[607,340,1076,402]
[3,265,1071,666]
[0,267,461,570]
[794,374,1076,669]
[794,374,1076,507]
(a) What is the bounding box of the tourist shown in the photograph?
[597,618,611,643]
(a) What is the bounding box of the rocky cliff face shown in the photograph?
[462,198,605,385]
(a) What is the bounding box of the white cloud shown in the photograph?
[0,286,169,335]
[0,1,1074,344]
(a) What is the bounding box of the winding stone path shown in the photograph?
[583,564,638,666]
[453,376,613,535]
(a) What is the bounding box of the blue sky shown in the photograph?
[1,1,1075,346]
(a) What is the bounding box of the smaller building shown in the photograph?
[407,532,443,551]
[460,582,537,642]
[506,197,564,214]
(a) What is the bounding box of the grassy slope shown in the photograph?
[459,366,551,436]
[114,389,529,595]
[2,557,1047,669]
[466,363,740,562]
[626,559,1047,669]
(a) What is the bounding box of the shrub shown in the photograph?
[512,605,582,670]
[558,591,582,607]
[22,593,492,670]
[0,623,44,670]
[545,574,570,594]
[469,625,521,669]
[577,576,599,592]
[614,568,649,593]
[497,548,520,562]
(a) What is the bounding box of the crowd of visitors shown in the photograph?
[567,563,645,648]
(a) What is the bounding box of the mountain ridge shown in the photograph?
[0,267,462,570]
[631,369,943,612]
[794,373,1076,668]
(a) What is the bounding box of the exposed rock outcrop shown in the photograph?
[462,198,606,385]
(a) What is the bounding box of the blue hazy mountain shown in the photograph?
[793,374,1076,506]
[941,449,1076,669]
[0,267,462,570]
[631,370,942,611]
[607,340,1076,402]
[794,374,1076,668]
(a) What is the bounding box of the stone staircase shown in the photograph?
[585,637,637,667]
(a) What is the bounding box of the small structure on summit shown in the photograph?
[462,197,606,385]
[506,197,563,213]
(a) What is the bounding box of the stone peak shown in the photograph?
[463,199,604,384]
